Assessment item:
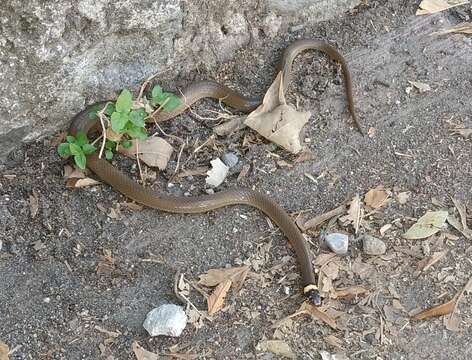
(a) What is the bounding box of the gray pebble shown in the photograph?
[143,304,187,337]
[221,152,239,168]
[361,235,387,255]
[324,233,349,255]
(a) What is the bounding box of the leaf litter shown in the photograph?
[403,210,448,239]
[416,0,469,15]
[118,136,173,169]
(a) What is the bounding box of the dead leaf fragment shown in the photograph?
[245,72,310,154]
[415,250,447,275]
[119,137,173,170]
[403,210,448,239]
[408,80,431,93]
[332,286,369,300]
[416,0,468,15]
[68,177,101,188]
[347,194,363,234]
[132,341,159,360]
[432,22,472,35]
[300,302,338,330]
[29,190,39,219]
[412,299,455,320]
[364,187,389,209]
[396,191,410,204]
[319,351,349,360]
[205,158,229,187]
[450,127,472,138]
[198,266,249,292]
[207,279,232,316]
[213,116,246,136]
[257,340,297,359]
[0,341,9,360]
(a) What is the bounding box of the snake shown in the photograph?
[69,39,362,306]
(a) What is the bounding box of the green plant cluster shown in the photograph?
[58,85,181,169]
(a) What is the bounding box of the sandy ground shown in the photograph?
[1,1,472,359]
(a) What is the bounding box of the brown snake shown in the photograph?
[69,39,362,306]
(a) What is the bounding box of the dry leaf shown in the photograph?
[0,341,9,360]
[302,204,346,231]
[415,250,447,275]
[403,210,448,239]
[380,223,392,236]
[67,177,101,188]
[119,137,173,169]
[294,148,316,163]
[205,158,229,187]
[132,341,159,360]
[450,127,472,138]
[412,299,455,320]
[29,190,39,219]
[324,335,344,349]
[444,312,461,331]
[207,279,232,316]
[257,340,297,359]
[213,116,246,136]
[300,302,338,330]
[177,167,209,178]
[416,0,468,15]
[96,250,116,275]
[364,187,389,209]
[432,22,472,35]
[396,191,410,204]
[332,286,369,300]
[347,194,363,234]
[408,80,431,93]
[198,266,249,292]
[451,198,472,238]
[106,127,122,142]
[245,72,310,154]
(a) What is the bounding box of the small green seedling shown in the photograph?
[151,85,181,111]
[110,89,147,140]
[58,131,96,169]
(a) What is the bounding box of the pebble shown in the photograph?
[221,152,239,168]
[324,233,349,255]
[143,304,187,337]
[361,235,387,255]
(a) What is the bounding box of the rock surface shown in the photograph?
[324,232,349,255]
[143,304,187,337]
[0,0,360,161]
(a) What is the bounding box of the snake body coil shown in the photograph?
[69,40,362,306]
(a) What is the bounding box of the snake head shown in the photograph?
[305,288,322,306]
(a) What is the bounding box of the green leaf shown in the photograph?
[105,140,116,150]
[115,89,133,113]
[129,108,146,127]
[111,112,129,132]
[127,125,147,140]
[105,149,113,160]
[66,135,76,144]
[161,93,181,111]
[74,153,87,169]
[69,143,82,156]
[104,103,115,116]
[82,143,96,155]
[151,85,163,99]
[76,131,88,146]
[121,139,132,149]
[57,143,71,157]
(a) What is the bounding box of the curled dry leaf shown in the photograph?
[119,137,173,170]
[245,72,310,154]
[205,158,229,187]
[403,210,448,239]
[257,340,297,360]
[207,279,232,316]
[300,302,338,330]
[347,194,363,234]
[213,116,246,136]
[416,0,468,15]
[132,341,159,360]
[408,80,431,93]
[364,186,389,209]
[0,341,9,360]
[331,286,369,300]
[432,22,472,35]
[29,190,39,219]
[198,266,249,292]
[451,198,472,239]
[411,299,455,320]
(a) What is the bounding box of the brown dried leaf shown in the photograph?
[302,204,346,231]
[415,250,447,275]
[245,72,310,154]
[324,335,344,349]
[257,340,296,359]
[321,261,339,280]
[0,341,9,360]
[451,198,472,238]
[300,302,338,330]
[198,266,249,292]
[207,279,232,316]
[67,177,101,188]
[213,116,246,136]
[412,299,455,320]
[96,250,116,275]
[408,80,431,93]
[294,148,316,163]
[177,166,209,178]
[119,137,173,170]
[132,341,159,360]
[432,22,472,35]
[364,187,389,209]
[332,286,369,300]
[347,194,363,234]
[416,0,468,15]
[29,190,39,219]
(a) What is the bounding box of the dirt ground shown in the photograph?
[1,1,472,359]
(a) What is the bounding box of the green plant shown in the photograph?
[58,85,182,169]
[57,131,96,169]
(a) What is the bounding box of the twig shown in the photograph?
[193,135,215,153]
[136,68,170,102]
[97,102,112,159]
[174,138,187,175]
[151,122,185,143]
[136,140,144,185]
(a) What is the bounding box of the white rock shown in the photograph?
[206,158,229,187]
[143,304,187,337]
[324,233,349,256]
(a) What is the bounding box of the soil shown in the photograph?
[1,1,472,359]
